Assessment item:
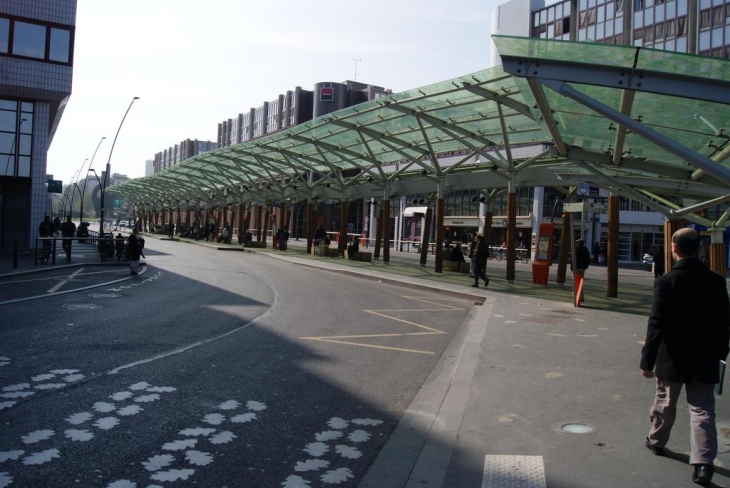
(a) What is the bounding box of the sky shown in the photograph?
[46,0,500,185]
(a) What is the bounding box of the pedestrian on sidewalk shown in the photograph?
[653,246,665,278]
[168,222,175,239]
[471,234,489,288]
[38,215,53,264]
[571,239,590,302]
[128,228,143,275]
[314,225,326,256]
[60,215,76,263]
[468,233,478,278]
[641,228,730,486]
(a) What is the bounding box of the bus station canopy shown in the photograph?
[112,36,730,229]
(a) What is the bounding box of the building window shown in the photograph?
[0,18,8,53]
[0,99,33,177]
[701,9,711,28]
[1,16,73,65]
[13,21,46,59]
[49,27,71,63]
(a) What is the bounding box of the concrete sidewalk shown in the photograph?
[243,240,730,487]
[4,234,728,487]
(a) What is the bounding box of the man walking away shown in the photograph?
[468,233,478,278]
[128,228,143,275]
[641,228,730,486]
[471,235,489,288]
[572,239,590,302]
[38,215,53,264]
[168,222,175,239]
[60,215,76,263]
[315,225,326,256]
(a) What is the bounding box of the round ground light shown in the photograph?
[555,422,595,435]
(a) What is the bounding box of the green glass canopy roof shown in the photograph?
[113,36,730,227]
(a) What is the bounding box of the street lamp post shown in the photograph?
[69,160,87,220]
[81,137,106,223]
[100,97,139,234]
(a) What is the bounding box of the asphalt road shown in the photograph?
[0,239,474,487]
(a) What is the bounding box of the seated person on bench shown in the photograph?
[347,239,360,260]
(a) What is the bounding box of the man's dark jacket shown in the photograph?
[641,257,730,383]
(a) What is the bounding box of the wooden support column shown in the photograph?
[710,227,727,278]
[306,202,315,254]
[663,219,683,272]
[263,210,269,245]
[176,209,181,229]
[506,191,517,282]
[256,206,263,242]
[434,176,445,273]
[556,212,570,286]
[374,207,383,260]
[237,205,244,243]
[339,200,348,255]
[606,194,620,297]
[382,197,391,264]
[434,198,444,273]
[420,207,433,267]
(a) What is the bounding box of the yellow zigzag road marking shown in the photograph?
[300,295,467,354]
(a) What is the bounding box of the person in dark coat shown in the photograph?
[593,241,602,265]
[314,225,326,256]
[572,239,591,302]
[652,246,665,278]
[60,215,76,263]
[168,222,175,239]
[38,215,54,264]
[472,235,489,288]
[128,228,143,275]
[641,228,730,486]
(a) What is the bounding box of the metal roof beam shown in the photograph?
[462,82,535,120]
[541,78,730,187]
[526,78,567,156]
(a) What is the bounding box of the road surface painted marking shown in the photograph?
[301,338,435,355]
[47,268,84,293]
[282,416,384,486]
[300,295,467,354]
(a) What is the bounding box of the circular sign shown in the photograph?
[348,223,354,229]
[578,181,590,195]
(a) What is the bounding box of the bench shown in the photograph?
[244,241,266,248]
[443,259,470,273]
[324,248,341,258]
[351,251,372,262]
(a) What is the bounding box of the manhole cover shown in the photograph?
[62,303,102,310]
[88,293,122,298]
[555,423,595,435]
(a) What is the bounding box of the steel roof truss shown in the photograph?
[526,78,567,156]
[541,78,730,187]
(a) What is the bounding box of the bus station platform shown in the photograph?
[3,233,730,487]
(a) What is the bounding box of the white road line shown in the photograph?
[47,268,84,294]
[0,269,127,285]
[482,455,546,488]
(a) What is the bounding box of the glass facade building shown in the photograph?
[0,0,76,250]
